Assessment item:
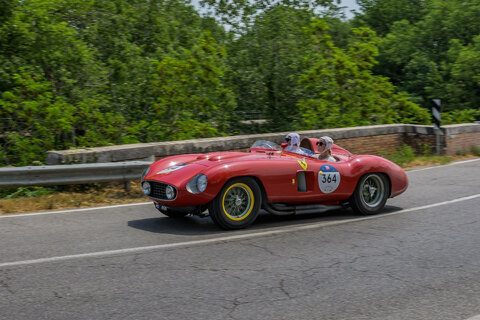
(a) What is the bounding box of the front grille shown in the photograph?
[149,181,176,200]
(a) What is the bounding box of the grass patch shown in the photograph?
[382,144,477,169]
[402,155,453,169]
[0,180,145,215]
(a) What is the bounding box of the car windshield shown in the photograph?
[250,140,317,157]
[295,147,316,157]
[250,140,281,150]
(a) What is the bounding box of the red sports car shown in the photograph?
[140,138,408,229]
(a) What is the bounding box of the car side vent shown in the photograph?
[297,172,307,192]
[297,171,314,192]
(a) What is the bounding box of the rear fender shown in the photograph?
[348,156,407,198]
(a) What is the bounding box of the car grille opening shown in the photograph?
[148,181,176,200]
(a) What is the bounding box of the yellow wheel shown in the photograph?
[209,178,262,229]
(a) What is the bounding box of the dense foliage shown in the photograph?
[297,20,429,129]
[353,0,480,113]
[0,0,478,166]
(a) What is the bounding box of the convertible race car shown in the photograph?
[140,138,408,230]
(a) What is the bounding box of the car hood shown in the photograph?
[144,152,260,187]
[191,152,259,167]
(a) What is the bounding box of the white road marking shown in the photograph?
[0,202,151,219]
[408,158,480,172]
[465,315,480,320]
[1,193,479,269]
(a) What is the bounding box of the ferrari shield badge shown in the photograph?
[298,160,308,170]
[318,165,340,193]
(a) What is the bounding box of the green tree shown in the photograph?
[85,0,227,120]
[228,6,318,131]
[0,0,13,23]
[152,33,236,140]
[373,0,480,112]
[199,0,341,34]
[4,0,110,106]
[0,0,232,166]
[0,71,131,166]
[297,19,430,129]
[443,37,480,111]
[353,0,427,36]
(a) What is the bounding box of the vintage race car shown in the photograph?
[140,138,408,230]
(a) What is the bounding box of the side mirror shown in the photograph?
[281,142,288,149]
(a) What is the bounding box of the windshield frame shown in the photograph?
[249,140,282,150]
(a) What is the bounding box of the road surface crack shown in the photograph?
[240,242,281,258]
[0,276,14,295]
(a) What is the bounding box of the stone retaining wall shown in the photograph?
[46,124,480,164]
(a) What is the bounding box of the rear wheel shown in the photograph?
[209,177,262,230]
[350,173,390,215]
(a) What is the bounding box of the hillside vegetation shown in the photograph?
[1,0,479,166]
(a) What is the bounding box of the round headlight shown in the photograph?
[165,185,175,200]
[196,174,208,193]
[187,174,208,194]
[141,181,151,195]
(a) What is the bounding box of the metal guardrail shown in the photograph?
[0,161,151,188]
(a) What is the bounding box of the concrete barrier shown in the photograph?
[46,124,480,164]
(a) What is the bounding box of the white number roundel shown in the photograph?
[318,165,341,193]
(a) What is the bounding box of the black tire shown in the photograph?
[350,173,390,215]
[208,177,262,230]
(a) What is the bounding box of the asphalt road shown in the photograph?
[1,159,479,320]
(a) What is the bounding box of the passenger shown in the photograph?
[284,133,305,154]
[316,136,336,162]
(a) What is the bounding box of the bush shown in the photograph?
[472,145,480,156]
[441,109,480,124]
[382,144,416,166]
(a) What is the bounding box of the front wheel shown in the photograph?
[209,177,262,230]
[350,173,390,215]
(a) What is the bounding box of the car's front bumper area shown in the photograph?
[142,180,215,208]
[153,202,204,215]
[142,180,178,201]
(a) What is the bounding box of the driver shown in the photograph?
[284,133,300,152]
[284,133,308,155]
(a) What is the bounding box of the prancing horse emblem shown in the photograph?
[298,160,308,170]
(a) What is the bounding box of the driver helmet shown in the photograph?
[318,136,334,151]
[285,133,300,147]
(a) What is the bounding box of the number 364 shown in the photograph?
[321,174,337,184]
